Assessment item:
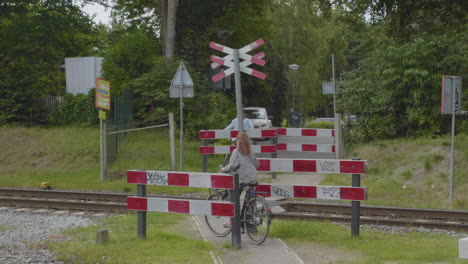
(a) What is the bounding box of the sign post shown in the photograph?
[441,75,463,205]
[95,78,111,183]
[209,39,266,249]
[209,39,266,133]
[170,62,194,171]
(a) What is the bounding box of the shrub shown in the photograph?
[50,90,98,126]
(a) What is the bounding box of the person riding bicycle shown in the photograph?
[220,132,260,230]
[220,132,259,185]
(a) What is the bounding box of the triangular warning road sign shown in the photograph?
[171,62,194,87]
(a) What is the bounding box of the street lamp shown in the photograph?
[288,64,299,111]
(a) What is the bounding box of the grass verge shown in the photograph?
[50,213,214,264]
[271,220,467,263]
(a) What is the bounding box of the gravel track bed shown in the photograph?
[0,208,99,264]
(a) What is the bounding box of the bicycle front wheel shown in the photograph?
[244,195,271,244]
[204,194,232,237]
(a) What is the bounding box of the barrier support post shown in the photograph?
[230,173,241,249]
[271,136,277,179]
[351,157,361,237]
[202,139,208,172]
[137,184,147,239]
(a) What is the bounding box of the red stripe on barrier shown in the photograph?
[302,144,317,152]
[293,185,317,198]
[168,200,190,214]
[302,129,317,136]
[261,145,277,153]
[332,145,336,153]
[255,185,271,198]
[199,146,215,154]
[230,130,239,138]
[230,146,237,152]
[293,160,317,172]
[211,202,235,217]
[332,130,335,137]
[261,129,277,137]
[127,171,147,184]
[340,161,366,174]
[168,173,189,186]
[211,175,234,189]
[277,128,286,136]
[277,143,287,151]
[257,159,271,171]
[127,197,147,211]
[340,187,366,201]
[200,131,215,139]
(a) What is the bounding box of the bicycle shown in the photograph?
[204,181,272,244]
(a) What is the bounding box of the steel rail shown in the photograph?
[2,188,468,231]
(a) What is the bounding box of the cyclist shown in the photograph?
[220,132,260,229]
[225,114,254,131]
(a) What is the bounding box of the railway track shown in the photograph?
[1,187,468,231]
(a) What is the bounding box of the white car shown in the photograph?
[243,107,272,129]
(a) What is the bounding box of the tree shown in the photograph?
[0,0,102,123]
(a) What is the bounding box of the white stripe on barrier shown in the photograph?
[148,198,168,212]
[317,129,333,137]
[270,159,293,172]
[215,130,231,138]
[189,173,211,188]
[189,200,211,215]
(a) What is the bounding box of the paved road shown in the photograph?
[188,170,323,264]
[191,215,305,264]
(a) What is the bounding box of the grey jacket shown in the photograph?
[223,149,260,183]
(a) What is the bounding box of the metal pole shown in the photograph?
[202,139,208,172]
[271,136,277,179]
[292,70,296,111]
[180,91,184,171]
[233,49,244,132]
[103,121,107,182]
[100,119,104,183]
[137,184,147,239]
[169,113,176,171]
[230,173,241,249]
[332,54,336,116]
[449,77,456,205]
[332,54,341,159]
[351,157,361,237]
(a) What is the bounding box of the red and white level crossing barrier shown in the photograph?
[277,143,335,153]
[199,129,277,139]
[127,170,234,189]
[277,128,334,137]
[255,184,367,201]
[199,145,276,154]
[257,158,367,174]
[127,197,234,217]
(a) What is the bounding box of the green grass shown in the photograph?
[325,134,468,210]
[3,126,468,263]
[270,220,467,264]
[50,213,214,264]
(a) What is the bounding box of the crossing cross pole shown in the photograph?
[209,38,266,249]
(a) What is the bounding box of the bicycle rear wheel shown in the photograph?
[244,195,271,244]
[204,194,231,237]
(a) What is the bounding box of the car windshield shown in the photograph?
[244,109,266,119]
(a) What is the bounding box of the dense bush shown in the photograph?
[50,90,99,126]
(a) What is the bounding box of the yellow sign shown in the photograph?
[99,110,107,120]
[95,78,111,110]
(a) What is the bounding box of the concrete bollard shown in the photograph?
[95,229,109,245]
[459,237,468,259]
